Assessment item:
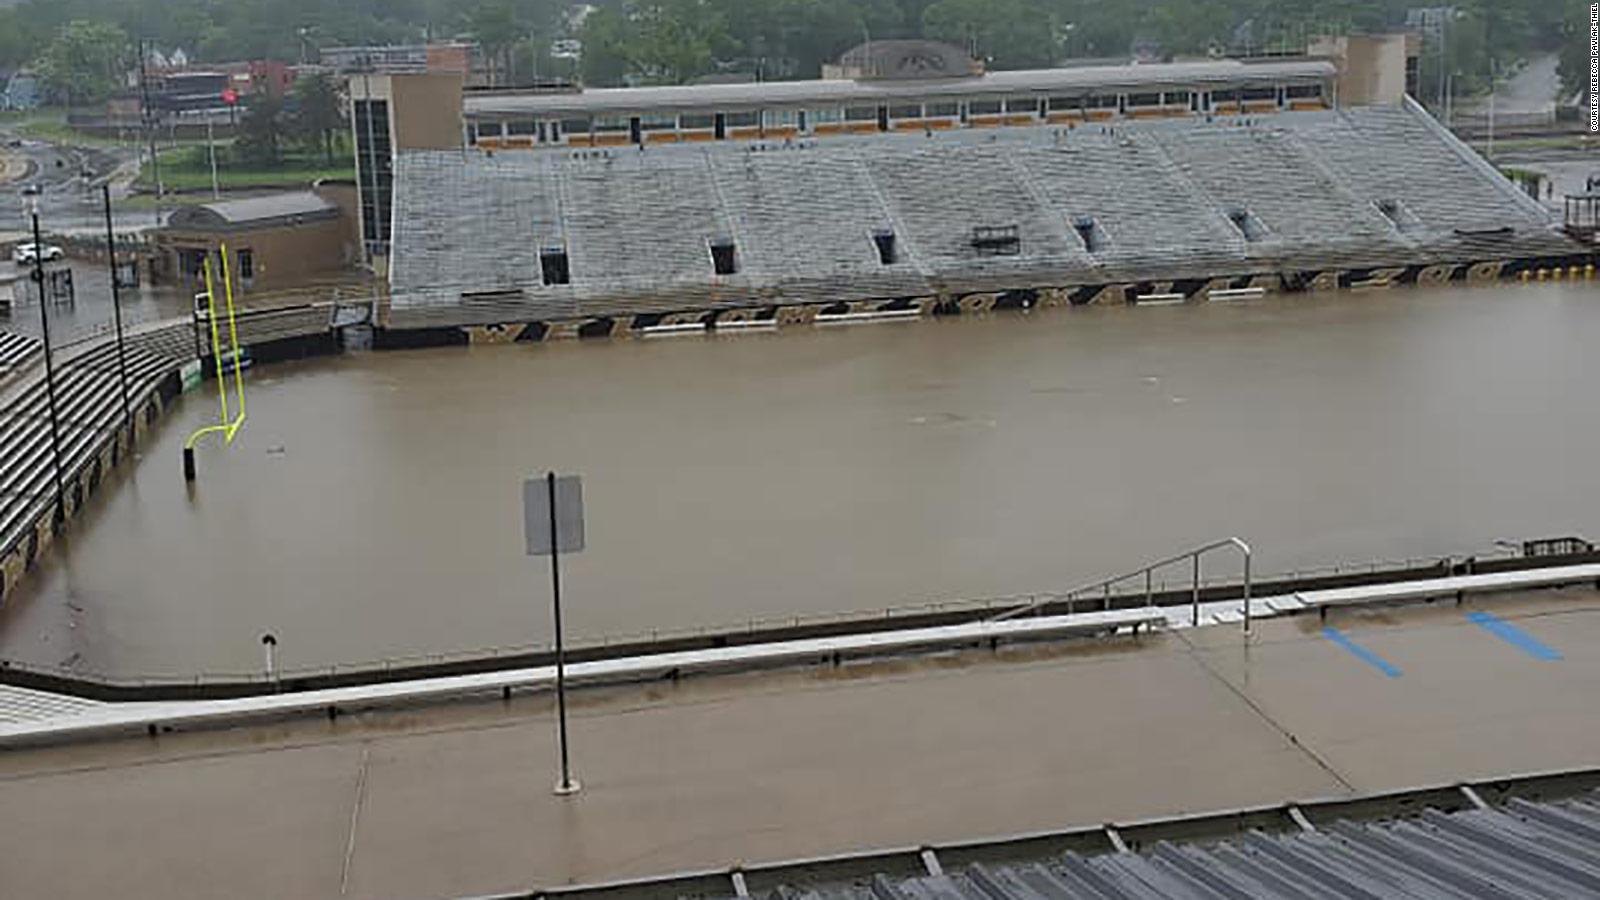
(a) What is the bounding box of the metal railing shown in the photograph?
[989,537,1254,632]
[5,543,1587,696]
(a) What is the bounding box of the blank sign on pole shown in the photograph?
[524,472,584,795]
[524,475,584,556]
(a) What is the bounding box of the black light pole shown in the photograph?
[138,39,163,227]
[547,471,576,795]
[101,184,132,437]
[31,214,65,523]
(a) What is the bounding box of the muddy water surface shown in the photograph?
[2,282,1596,678]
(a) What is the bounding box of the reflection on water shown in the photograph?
[2,282,1597,679]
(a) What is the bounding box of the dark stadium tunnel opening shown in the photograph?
[871,228,898,265]
[577,318,615,339]
[1071,215,1105,253]
[997,289,1037,309]
[539,246,570,285]
[708,236,738,275]
[1225,206,1269,242]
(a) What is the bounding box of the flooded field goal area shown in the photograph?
[2,282,1597,680]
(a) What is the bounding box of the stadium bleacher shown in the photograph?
[388,101,1582,327]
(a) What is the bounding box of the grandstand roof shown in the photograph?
[390,100,1577,328]
[464,59,1334,118]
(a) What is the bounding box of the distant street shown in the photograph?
[0,123,155,235]
[1458,52,1561,117]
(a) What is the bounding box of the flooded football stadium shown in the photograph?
[1,280,1596,679]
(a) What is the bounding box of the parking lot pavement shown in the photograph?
[0,257,192,345]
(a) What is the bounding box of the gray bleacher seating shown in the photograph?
[388,103,1579,324]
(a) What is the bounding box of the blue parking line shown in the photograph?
[1467,612,1563,661]
[1322,627,1403,678]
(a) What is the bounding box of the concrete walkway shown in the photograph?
[1,586,1597,899]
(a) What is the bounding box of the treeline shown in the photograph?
[0,0,1587,102]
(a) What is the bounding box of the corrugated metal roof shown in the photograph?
[889,799,1600,900]
[470,770,1600,900]
[464,60,1335,118]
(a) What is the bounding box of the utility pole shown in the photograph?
[31,214,65,524]
[1487,58,1496,161]
[138,40,164,226]
[1445,71,1454,128]
[101,184,131,437]
[1437,12,1448,113]
[206,116,220,199]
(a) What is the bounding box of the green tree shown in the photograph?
[631,0,728,83]
[0,10,31,74]
[579,7,634,85]
[1556,0,1591,101]
[923,0,1058,69]
[576,0,731,85]
[235,93,286,166]
[466,0,522,87]
[289,72,343,164]
[34,19,131,107]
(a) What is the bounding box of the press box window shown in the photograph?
[926,101,960,117]
[559,118,592,136]
[680,113,716,130]
[844,106,878,122]
[507,120,537,136]
[477,122,504,137]
[763,109,800,128]
[1127,93,1162,108]
[640,114,677,131]
[889,104,923,119]
[1004,97,1039,114]
[968,99,1002,115]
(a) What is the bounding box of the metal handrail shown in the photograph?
[989,537,1254,633]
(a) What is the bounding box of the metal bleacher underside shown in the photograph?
[388,101,1579,327]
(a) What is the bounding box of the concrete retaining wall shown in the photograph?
[437,254,1599,346]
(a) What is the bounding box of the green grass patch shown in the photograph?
[1473,135,1597,152]
[116,192,227,211]
[13,111,137,148]
[137,143,355,192]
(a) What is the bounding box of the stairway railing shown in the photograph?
[989,537,1254,632]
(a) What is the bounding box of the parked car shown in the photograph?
[12,241,65,264]
[20,183,41,196]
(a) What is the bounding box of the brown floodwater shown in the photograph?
[2,281,1597,679]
